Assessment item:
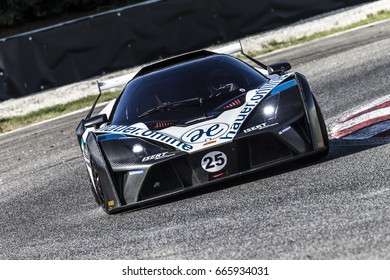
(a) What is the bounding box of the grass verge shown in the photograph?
[0,90,120,133]
[1,9,389,134]
[245,9,390,57]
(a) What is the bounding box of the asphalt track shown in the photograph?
[0,20,389,260]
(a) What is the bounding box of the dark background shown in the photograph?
[0,0,373,100]
[0,0,144,35]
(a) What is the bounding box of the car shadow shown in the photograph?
[120,137,390,214]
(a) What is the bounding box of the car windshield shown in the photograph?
[111,54,268,125]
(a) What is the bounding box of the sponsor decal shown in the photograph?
[96,125,193,151]
[141,152,175,162]
[220,74,290,140]
[201,151,227,172]
[243,122,279,133]
[129,170,144,176]
[182,123,229,144]
[278,126,291,135]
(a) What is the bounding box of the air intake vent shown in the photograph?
[250,134,293,166]
[223,97,243,110]
[146,121,177,130]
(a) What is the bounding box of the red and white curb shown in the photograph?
[331,99,390,139]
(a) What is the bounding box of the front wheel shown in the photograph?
[313,96,329,159]
[90,159,105,207]
[300,96,329,163]
[90,179,102,206]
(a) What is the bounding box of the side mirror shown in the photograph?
[76,119,86,139]
[267,62,291,76]
[76,114,108,147]
[76,119,86,150]
[84,114,108,128]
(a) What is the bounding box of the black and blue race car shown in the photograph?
[76,43,329,214]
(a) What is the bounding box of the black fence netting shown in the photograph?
[0,0,373,100]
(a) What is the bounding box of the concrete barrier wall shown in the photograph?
[0,0,372,100]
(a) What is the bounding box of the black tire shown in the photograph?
[90,159,105,206]
[90,179,102,206]
[313,96,329,158]
[300,96,329,163]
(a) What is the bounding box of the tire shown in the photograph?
[90,159,105,207]
[90,180,102,206]
[300,96,329,163]
[313,96,329,158]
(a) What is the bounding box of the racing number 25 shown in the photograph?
[201,151,227,172]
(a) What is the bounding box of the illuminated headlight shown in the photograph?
[263,105,276,116]
[132,144,144,154]
[260,93,280,121]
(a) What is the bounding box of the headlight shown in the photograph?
[258,93,280,121]
[241,83,302,133]
[132,144,144,154]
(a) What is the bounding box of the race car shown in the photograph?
[76,42,329,214]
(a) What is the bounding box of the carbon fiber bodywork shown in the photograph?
[77,52,329,214]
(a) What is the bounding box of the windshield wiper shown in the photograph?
[138,97,204,118]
